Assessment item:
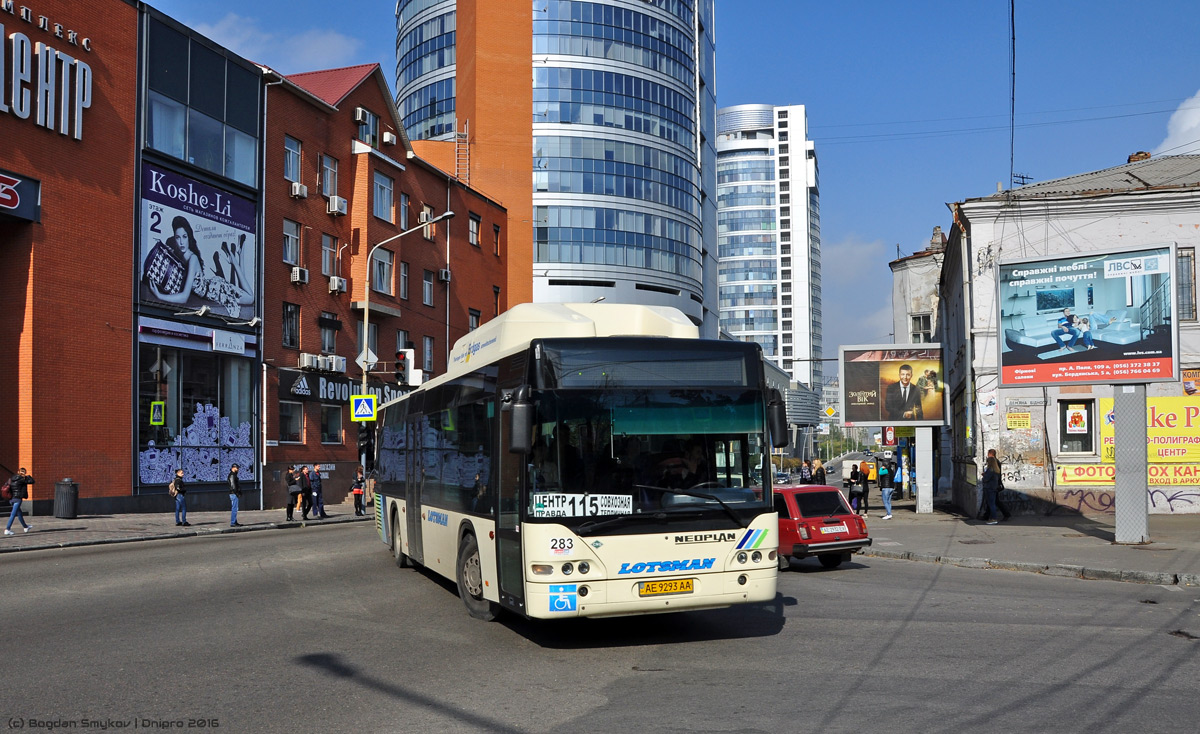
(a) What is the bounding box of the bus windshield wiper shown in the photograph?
[634,485,748,529]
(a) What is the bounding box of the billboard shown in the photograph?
[1099,396,1200,463]
[139,162,258,321]
[996,245,1178,387]
[840,345,945,427]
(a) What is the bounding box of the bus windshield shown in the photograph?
[525,387,771,528]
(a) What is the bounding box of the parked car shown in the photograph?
[774,485,871,569]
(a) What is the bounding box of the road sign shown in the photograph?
[350,394,377,422]
[824,406,836,417]
[150,401,165,426]
[356,349,378,370]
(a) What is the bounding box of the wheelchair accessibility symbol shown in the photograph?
[549,584,577,612]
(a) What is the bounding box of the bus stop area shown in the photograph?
[5,493,1200,587]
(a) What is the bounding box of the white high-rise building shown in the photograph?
[715,104,822,386]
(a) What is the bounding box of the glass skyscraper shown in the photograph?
[395,0,719,333]
[716,104,822,385]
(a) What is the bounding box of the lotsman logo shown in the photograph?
[617,558,714,575]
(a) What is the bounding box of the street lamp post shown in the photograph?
[359,210,454,469]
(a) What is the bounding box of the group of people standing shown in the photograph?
[170,463,244,527]
[848,458,900,520]
[282,465,369,521]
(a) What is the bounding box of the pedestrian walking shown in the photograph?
[4,467,34,535]
[857,459,871,514]
[227,463,243,527]
[171,468,190,526]
[981,449,1011,524]
[311,464,329,519]
[798,460,813,484]
[879,461,894,519]
[351,467,366,516]
[812,459,826,485]
[285,465,301,522]
[299,465,313,520]
[848,463,861,511]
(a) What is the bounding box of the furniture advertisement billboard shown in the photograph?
[996,245,1179,387]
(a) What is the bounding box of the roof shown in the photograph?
[285,63,377,107]
[984,155,1200,201]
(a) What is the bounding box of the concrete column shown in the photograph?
[1114,384,1149,544]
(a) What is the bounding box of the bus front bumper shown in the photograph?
[525,568,778,619]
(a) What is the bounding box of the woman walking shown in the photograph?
[811,459,827,485]
[4,468,34,535]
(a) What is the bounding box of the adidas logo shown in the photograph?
[291,376,312,396]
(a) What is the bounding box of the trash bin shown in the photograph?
[54,479,79,519]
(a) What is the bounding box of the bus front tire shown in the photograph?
[457,534,498,621]
[392,513,410,568]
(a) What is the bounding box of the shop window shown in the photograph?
[1059,400,1095,454]
[279,401,303,443]
[321,405,343,444]
[284,136,301,182]
[283,303,300,348]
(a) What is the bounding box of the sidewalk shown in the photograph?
[0,499,373,553]
[856,495,1200,586]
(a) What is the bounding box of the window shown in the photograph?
[320,311,337,353]
[1179,247,1197,321]
[320,405,343,444]
[284,136,301,182]
[373,171,393,221]
[423,335,434,373]
[396,329,410,352]
[279,401,303,443]
[357,320,379,357]
[779,131,789,142]
[493,285,501,316]
[493,224,501,255]
[283,219,300,265]
[322,234,337,277]
[356,108,380,147]
[911,314,932,343]
[423,270,434,306]
[469,309,481,331]
[372,249,394,295]
[400,262,409,300]
[400,192,410,228]
[422,204,435,240]
[469,213,481,246]
[321,155,338,197]
[282,303,300,348]
[1059,401,1095,454]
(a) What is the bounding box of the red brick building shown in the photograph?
[260,63,507,508]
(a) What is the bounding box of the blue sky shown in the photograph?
[149,0,1200,357]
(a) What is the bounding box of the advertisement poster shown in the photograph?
[139,162,258,320]
[1065,404,1089,434]
[996,245,1177,386]
[840,345,945,427]
[1184,368,1199,396]
[1099,396,1200,463]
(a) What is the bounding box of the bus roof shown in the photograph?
[433,303,699,387]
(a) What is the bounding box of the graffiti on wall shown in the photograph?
[1060,487,1200,514]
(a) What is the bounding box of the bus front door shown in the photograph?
[497,395,526,614]
[405,416,423,565]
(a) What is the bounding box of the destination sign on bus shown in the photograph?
[530,493,634,517]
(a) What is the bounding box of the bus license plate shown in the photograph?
[639,578,694,597]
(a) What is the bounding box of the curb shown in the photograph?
[859,549,1186,587]
[0,514,372,554]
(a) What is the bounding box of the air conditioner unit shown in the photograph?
[290,266,309,284]
[327,195,347,216]
[330,355,347,373]
[438,268,452,283]
[299,353,319,370]
[290,181,308,199]
[418,209,431,223]
[328,275,347,293]
[382,131,397,146]
[317,355,333,371]
[354,107,369,124]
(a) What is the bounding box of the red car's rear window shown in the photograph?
[791,491,851,518]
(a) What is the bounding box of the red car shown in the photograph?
[774,485,871,569]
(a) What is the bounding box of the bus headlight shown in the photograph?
[751,551,762,563]
[736,551,748,564]
[577,562,590,574]
[561,563,574,575]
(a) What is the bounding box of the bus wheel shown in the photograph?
[392,512,410,568]
[457,534,498,621]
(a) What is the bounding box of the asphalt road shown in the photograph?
[2,523,1198,733]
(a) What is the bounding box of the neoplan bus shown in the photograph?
[373,303,789,620]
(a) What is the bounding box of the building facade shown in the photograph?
[394,0,720,334]
[715,103,822,385]
[260,62,506,508]
[941,155,1200,516]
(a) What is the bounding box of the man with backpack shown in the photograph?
[170,468,190,527]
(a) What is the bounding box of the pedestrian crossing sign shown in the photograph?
[150,401,165,426]
[350,394,377,422]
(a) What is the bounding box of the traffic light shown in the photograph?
[358,425,375,470]
[395,348,415,385]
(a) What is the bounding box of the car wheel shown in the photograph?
[818,554,844,569]
[392,510,410,568]
[457,534,498,621]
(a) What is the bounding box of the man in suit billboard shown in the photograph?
[884,364,923,421]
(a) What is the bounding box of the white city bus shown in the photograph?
[373,303,789,620]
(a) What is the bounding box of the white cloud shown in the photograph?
[1153,89,1200,156]
[192,14,363,74]
[819,235,896,357]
